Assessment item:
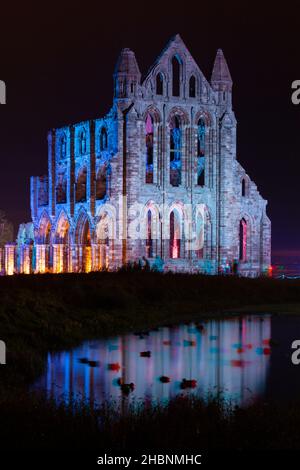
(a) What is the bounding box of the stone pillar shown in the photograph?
[23,245,32,274]
[78,245,83,272]
[92,243,101,271]
[36,244,47,273]
[53,244,64,273]
[85,246,92,273]
[72,244,79,273]
[99,243,108,270]
[5,244,16,275]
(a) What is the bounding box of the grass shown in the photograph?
[0,270,300,450]
[1,392,300,450]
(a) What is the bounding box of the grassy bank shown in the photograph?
[1,270,300,387]
[1,392,300,450]
[1,271,300,450]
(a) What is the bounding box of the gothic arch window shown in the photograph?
[189,75,196,98]
[146,209,153,258]
[197,118,206,186]
[80,130,87,155]
[60,134,67,159]
[170,115,182,187]
[56,171,67,204]
[242,178,247,197]
[172,55,181,97]
[75,167,87,203]
[195,212,204,259]
[96,165,107,200]
[239,218,247,261]
[156,72,163,95]
[170,209,181,259]
[100,127,108,151]
[53,213,70,273]
[145,113,154,184]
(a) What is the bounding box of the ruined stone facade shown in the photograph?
[13,34,270,276]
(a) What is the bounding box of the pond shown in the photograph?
[33,314,300,409]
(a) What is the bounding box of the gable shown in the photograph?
[142,34,213,99]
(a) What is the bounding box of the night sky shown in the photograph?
[0,1,299,253]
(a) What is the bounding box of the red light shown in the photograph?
[108,362,121,371]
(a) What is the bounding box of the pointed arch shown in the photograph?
[241,176,249,197]
[239,218,247,261]
[96,208,116,269]
[60,133,67,159]
[145,113,154,184]
[195,209,204,259]
[53,211,70,273]
[56,169,67,204]
[79,129,87,155]
[197,118,206,186]
[141,202,160,258]
[74,209,93,245]
[74,210,93,273]
[55,210,70,242]
[37,211,52,244]
[169,113,183,187]
[75,166,87,203]
[172,55,181,97]
[100,126,108,151]
[168,204,184,259]
[169,209,181,258]
[96,164,107,200]
[189,75,196,98]
[156,72,164,95]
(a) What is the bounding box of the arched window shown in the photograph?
[170,115,182,187]
[145,113,154,184]
[156,73,163,95]
[170,210,181,259]
[242,178,246,197]
[195,212,204,259]
[172,56,181,97]
[239,218,247,261]
[75,167,87,203]
[80,130,86,155]
[100,127,108,151]
[197,118,205,186]
[60,134,67,159]
[189,75,196,98]
[146,210,153,258]
[56,172,67,204]
[96,165,107,200]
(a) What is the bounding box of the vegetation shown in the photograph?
[1,392,300,450]
[0,210,13,247]
[0,270,300,450]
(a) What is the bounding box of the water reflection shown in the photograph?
[34,315,271,409]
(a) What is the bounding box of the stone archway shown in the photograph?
[75,212,92,273]
[53,212,70,273]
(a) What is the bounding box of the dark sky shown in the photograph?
[0,1,299,253]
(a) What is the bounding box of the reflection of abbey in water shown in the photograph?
[34,316,271,408]
[6,34,270,275]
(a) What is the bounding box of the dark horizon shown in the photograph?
[1,1,300,252]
